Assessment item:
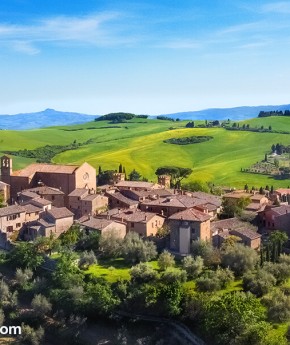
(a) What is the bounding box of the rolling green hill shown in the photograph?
[1,117,290,188]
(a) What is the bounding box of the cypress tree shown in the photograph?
[119,163,123,173]
[98,166,102,175]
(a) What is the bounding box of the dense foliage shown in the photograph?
[163,135,213,145]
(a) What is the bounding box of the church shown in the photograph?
[0,155,96,203]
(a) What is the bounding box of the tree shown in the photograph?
[158,250,175,271]
[130,263,158,283]
[262,290,290,322]
[160,268,187,283]
[203,292,265,345]
[52,250,84,289]
[59,225,81,249]
[221,243,259,276]
[155,166,193,188]
[15,324,44,345]
[97,170,115,185]
[78,250,97,269]
[128,169,142,181]
[15,268,33,288]
[268,231,288,258]
[182,255,204,278]
[99,229,123,258]
[9,242,44,270]
[121,232,157,264]
[221,197,250,218]
[243,269,276,297]
[31,294,52,318]
[118,163,123,173]
[182,180,210,193]
[191,240,221,267]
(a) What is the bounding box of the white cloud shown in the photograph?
[0,12,134,54]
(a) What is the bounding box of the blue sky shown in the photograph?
[1,0,290,115]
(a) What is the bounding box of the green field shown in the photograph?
[1,117,290,188]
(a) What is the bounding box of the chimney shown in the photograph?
[118,208,120,214]
[145,215,148,221]
[161,210,164,216]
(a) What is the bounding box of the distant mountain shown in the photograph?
[156,104,290,121]
[2,104,290,130]
[0,108,97,130]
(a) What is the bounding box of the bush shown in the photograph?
[99,230,123,258]
[31,294,52,318]
[262,290,290,322]
[262,261,290,284]
[15,268,33,288]
[243,269,276,297]
[158,250,175,271]
[121,232,157,264]
[130,263,158,283]
[182,255,204,278]
[15,324,44,345]
[196,267,234,292]
[78,250,97,269]
[191,240,221,268]
[221,243,259,276]
[160,268,187,283]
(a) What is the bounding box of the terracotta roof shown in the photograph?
[223,192,251,199]
[47,207,74,219]
[251,194,268,201]
[0,205,26,217]
[211,218,257,233]
[168,208,211,222]
[112,209,161,223]
[82,194,104,201]
[12,163,79,177]
[22,204,42,214]
[80,218,121,230]
[276,189,290,195]
[37,219,55,228]
[99,208,126,217]
[18,190,38,199]
[141,195,199,208]
[27,186,64,195]
[190,192,222,207]
[230,228,261,240]
[0,181,9,187]
[29,198,52,206]
[264,205,290,217]
[68,188,89,197]
[115,181,157,189]
[110,192,139,206]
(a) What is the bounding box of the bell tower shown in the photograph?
[0,155,12,184]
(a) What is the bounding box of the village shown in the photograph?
[1,154,290,255]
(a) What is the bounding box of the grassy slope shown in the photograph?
[1,117,290,188]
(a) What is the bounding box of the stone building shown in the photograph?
[0,155,96,202]
[168,208,211,255]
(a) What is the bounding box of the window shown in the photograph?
[52,196,55,201]
[191,228,196,235]
[131,222,135,228]
[16,223,21,228]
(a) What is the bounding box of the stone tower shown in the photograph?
[0,155,12,184]
[158,175,171,188]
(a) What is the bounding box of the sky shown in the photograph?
[1,0,290,115]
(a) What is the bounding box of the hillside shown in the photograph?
[1,117,290,189]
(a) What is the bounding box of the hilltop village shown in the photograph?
[1,154,290,253]
[2,155,290,343]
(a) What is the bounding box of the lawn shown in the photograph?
[2,116,290,188]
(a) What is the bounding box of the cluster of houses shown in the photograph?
[1,154,290,254]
